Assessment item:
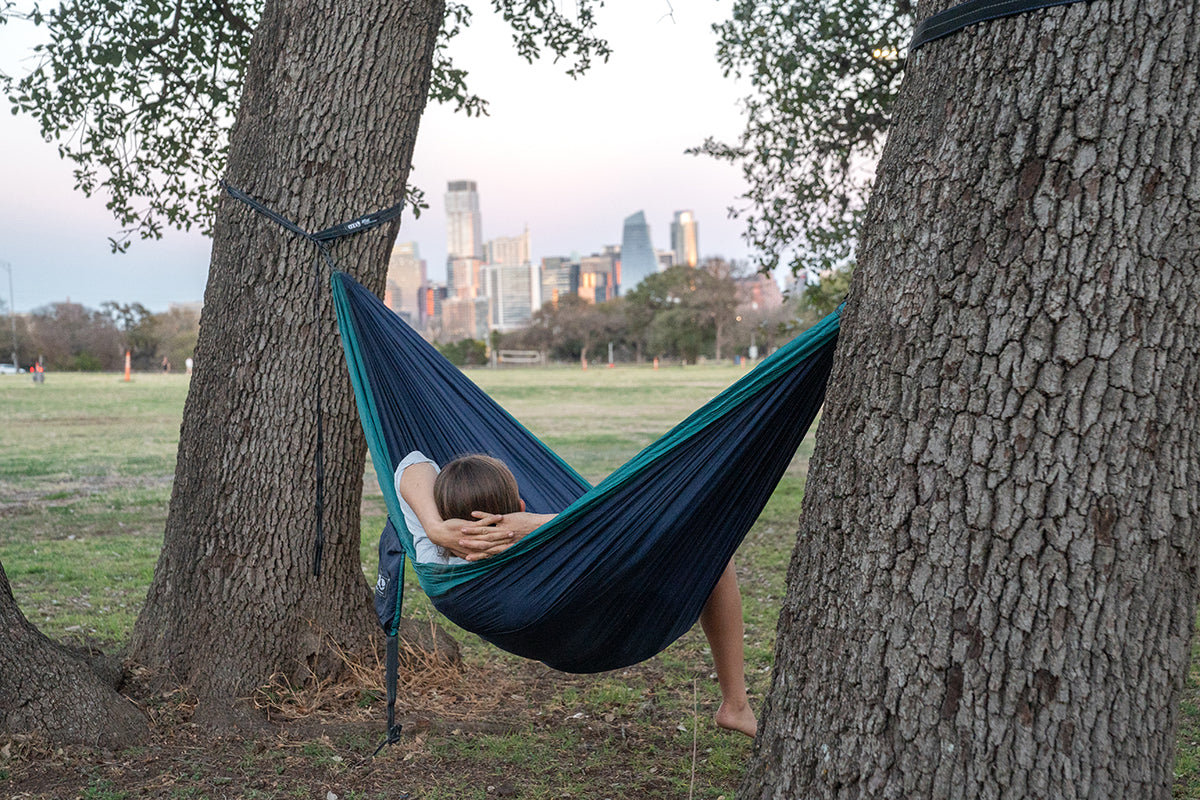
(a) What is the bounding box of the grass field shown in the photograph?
[2,369,1198,798]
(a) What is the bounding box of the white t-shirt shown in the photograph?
[394,451,469,566]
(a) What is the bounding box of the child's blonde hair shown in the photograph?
[434,454,522,521]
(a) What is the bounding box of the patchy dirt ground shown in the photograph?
[2,638,754,800]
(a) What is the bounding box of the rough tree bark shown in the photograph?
[743,0,1200,797]
[127,0,445,723]
[0,560,148,747]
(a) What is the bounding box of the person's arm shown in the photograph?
[457,510,557,561]
[397,461,473,560]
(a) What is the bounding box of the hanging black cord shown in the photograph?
[221,182,405,577]
[311,243,331,576]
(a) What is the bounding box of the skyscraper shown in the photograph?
[385,241,426,325]
[484,226,531,267]
[440,296,489,341]
[620,211,658,293]
[448,257,483,299]
[483,262,536,331]
[482,227,537,329]
[446,180,483,295]
[736,272,784,310]
[671,210,699,268]
[541,257,580,308]
[579,251,619,303]
[418,283,448,331]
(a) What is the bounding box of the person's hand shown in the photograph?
[457,511,556,562]
[426,518,475,560]
[455,514,517,561]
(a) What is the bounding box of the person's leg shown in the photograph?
[700,558,757,736]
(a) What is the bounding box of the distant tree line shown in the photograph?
[3,301,200,372]
[438,258,840,368]
[7,260,842,373]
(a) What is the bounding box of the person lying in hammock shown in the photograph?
[395,450,758,737]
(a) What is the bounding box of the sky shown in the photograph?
[0,1,753,313]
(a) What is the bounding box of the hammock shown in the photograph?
[333,271,840,674]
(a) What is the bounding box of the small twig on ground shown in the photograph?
[689,678,698,800]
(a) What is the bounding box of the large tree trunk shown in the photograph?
[127,0,444,723]
[0,560,148,748]
[743,0,1200,796]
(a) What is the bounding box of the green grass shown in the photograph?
[1177,612,1200,797]
[0,373,185,644]
[0,373,187,483]
[3,534,160,642]
[82,777,128,800]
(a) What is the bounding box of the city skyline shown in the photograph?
[435,176,706,293]
[0,3,752,312]
[403,180,715,338]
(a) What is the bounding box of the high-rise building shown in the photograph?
[446,180,483,296]
[579,251,619,304]
[446,180,483,259]
[440,296,489,341]
[448,258,483,299]
[483,262,537,331]
[385,241,426,325]
[656,250,676,270]
[419,283,448,331]
[671,210,700,268]
[484,227,531,268]
[620,211,658,293]
[482,226,538,327]
[541,257,580,308]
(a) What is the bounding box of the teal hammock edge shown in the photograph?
[333,276,418,567]
[333,271,843,598]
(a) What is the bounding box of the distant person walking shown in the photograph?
[161,356,171,374]
[185,357,193,375]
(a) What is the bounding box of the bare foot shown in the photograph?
[715,701,757,737]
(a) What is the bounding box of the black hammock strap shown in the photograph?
[222,181,405,245]
[910,0,1094,51]
[222,181,405,577]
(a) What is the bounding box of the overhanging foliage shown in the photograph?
[694,0,911,278]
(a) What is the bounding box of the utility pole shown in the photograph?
[0,262,15,369]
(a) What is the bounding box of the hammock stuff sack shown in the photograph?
[333,271,841,674]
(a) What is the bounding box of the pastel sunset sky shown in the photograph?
[0,1,754,312]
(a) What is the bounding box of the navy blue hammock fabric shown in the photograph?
[333,271,840,674]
